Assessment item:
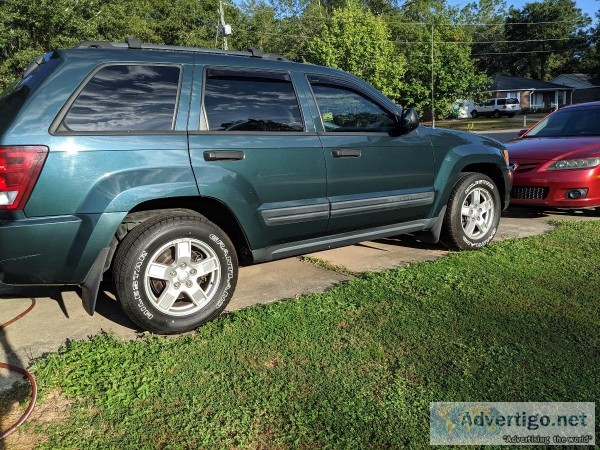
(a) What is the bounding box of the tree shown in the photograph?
[470,0,590,79]
[580,8,600,76]
[387,0,490,118]
[306,0,406,100]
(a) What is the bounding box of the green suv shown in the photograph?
[0,39,511,333]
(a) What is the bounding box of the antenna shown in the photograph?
[217,1,233,50]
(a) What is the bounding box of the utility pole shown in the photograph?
[431,23,435,129]
[218,1,232,50]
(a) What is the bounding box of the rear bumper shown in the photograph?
[510,166,600,208]
[0,212,125,285]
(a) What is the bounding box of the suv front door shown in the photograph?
[306,74,434,234]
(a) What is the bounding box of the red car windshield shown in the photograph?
[525,106,600,138]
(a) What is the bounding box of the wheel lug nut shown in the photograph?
[174,282,181,289]
[186,281,193,288]
[190,269,197,275]
[180,263,186,268]
[170,271,177,277]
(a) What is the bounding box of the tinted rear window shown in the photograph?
[61,65,181,132]
[203,68,303,132]
[497,99,506,105]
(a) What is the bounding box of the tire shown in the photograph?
[492,110,500,118]
[471,110,478,118]
[507,113,515,118]
[112,212,238,334]
[440,173,501,251]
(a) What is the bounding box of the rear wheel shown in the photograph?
[492,110,500,118]
[112,212,238,334]
[440,173,501,250]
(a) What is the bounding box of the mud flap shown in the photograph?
[416,206,447,244]
[81,247,110,316]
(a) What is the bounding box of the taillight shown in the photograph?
[0,146,48,210]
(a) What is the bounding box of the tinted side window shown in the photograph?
[497,99,507,106]
[62,65,181,132]
[309,81,394,132]
[203,69,303,132]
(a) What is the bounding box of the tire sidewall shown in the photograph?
[123,221,237,332]
[451,176,501,249]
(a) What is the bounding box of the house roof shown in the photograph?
[550,73,599,88]
[491,74,574,92]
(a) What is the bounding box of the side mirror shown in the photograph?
[396,108,419,133]
[518,129,528,137]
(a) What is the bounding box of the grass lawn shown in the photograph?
[5,221,600,448]
[423,113,546,132]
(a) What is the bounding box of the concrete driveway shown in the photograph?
[1,205,598,371]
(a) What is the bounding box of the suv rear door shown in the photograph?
[306,74,434,234]
[188,66,327,251]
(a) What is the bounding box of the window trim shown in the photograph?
[198,65,306,133]
[50,62,184,136]
[306,73,397,134]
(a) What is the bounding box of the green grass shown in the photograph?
[24,221,600,448]
[299,255,359,277]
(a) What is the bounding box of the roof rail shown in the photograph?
[73,38,289,61]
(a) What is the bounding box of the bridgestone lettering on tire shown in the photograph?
[112,212,238,334]
[440,172,501,251]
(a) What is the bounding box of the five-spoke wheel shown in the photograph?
[112,212,237,334]
[441,173,501,250]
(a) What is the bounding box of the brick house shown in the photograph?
[490,75,574,112]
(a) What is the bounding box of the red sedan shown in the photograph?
[506,101,600,210]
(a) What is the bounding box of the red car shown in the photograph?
[507,101,600,211]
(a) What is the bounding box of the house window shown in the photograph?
[506,92,519,99]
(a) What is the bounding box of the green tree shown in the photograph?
[306,0,406,100]
[387,0,490,118]
[478,0,590,79]
[580,8,600,76]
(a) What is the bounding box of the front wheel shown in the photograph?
[471,110,478,118]
[492,110,500,118]
[112,212,238,334]
[440,173,501,251]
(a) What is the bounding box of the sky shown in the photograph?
[448,0,599,19]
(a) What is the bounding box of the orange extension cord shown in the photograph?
[0,298,37,440]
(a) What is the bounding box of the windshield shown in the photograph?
[525,106,600,137]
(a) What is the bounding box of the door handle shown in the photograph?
[332,148,361,158]
[203,150,245,161]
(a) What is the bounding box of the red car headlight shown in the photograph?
[547,157,600,171]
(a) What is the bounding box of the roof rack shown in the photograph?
[74,38,289,61]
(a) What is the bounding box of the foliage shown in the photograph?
[469,0,591,79]
[306,0,406,100]
[0,0,597,116]
[27,220,600,448]
[388,0,490,118]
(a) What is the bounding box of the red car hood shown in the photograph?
[506,137,600,161]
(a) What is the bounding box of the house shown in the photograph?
[550,73,600,104]
[489,74,574,112]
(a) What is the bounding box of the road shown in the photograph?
[477,129,521,143]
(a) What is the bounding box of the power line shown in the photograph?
[394,36,583,44]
